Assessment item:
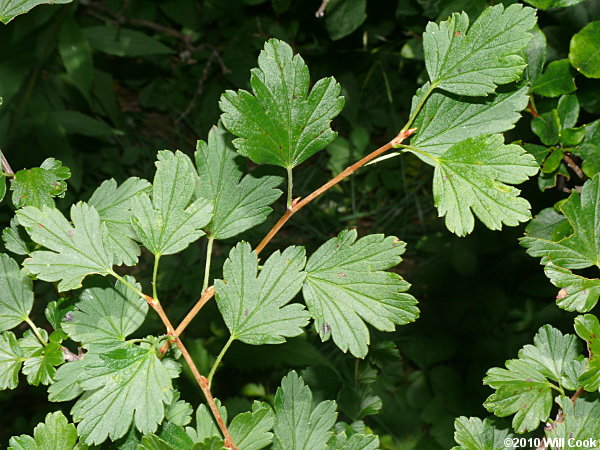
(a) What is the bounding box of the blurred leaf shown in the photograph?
[303,229,418,358]
[423,4,536,96]
[569,21,600,79]
[530,59,576,97]
[524,0,586,8]
[83,25,173,57]
[0,0,72,24]
[325,0,367,41]
[8,411,78,449]
[54,110,116,137]
[58,15,94,101]
[0,253,33,331]
[220,39,344,169]
[525,26,547,82]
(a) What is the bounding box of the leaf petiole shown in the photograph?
[207,334,235,387]
[24,317,47,346]
[153,254,161,303]
[109,271,146,301]
[401,81,437,132]
[286,166,293,210]
[202,237,214,293]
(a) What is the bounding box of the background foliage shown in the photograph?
[0,0,599,447]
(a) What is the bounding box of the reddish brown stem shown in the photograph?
[527,100,540,118]
[145,296,237,449]
[167,128,416,343]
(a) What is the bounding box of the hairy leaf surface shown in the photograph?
[423,4,536,96]
[195,125,282,239]
[131,151,212,256]
[303,229,418,358]
[17,202,115,291]
[220,39,344,168]
[215,242,309,345]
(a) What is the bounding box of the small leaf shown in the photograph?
[522,175,600,270]
[325,0,367,41]
[525,26,547,83]
[569,21,600,79]
[185,402,227,443]
[272,371,337,450]
[2,218,31,255]
[0,331,23,390]
[70,344,177,445]
[546,264,600,312]
[8,411,78,450]
[0,253,33,331]
[17,202,115,291]
[410,84,529,158]
[328,432,379,450]
[131,151,212,256]
[220,39,344,169]
[574,314,600,391]
[530,59,576,97]
[19,329,64,386]
[303,229,418,358]
[427,134,538,236]
[165,392,193,427]
[11,158,71,209]
[524,0,586,8]
[0,176,6,203]
[0,0,72,24]
[83,25,173,57]
[557,94,580,129]
[215,242,309,345]
[195,125,282,240]
[88,177,151,265]
[62,276,148,349]
[452,416,515,449]
[229,401,275,450]
[532,110,561,146]
[423,4,536,96]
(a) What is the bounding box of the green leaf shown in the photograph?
[483,324,580,432]
[215,242,309,345]
[0,0,72,24]
[569,21,600,79]
[484,359,553,432]
[186,402,227,443]
[54,110,117,137]
[337,385,382,419]
[195,125,282,240]
[2,218,32,255]
[424,134,538,236]
[574,314,600,391]
[58,15,94,102]
[8,411,78,450]
[45,297,75,332]
[525,26,547,83]
[229,401,274,450]
[19,329,64,386]
[518,324,580,387]
[70,344,177,445]
[88,177,151,265]
[575,119,600,177]
[522,175,600,269]
[0,175,6,203]
[0,331,23,390]
[48,357,85,402]
[327,432,379,450]
[532,110,561,146]
[325,0,367,41]
[83,25,173,57]
[0,253,33,331]
[220,39,344,169]
[545,264,600,312]
[62,276,148,349]
[557,94,580,129]
[17,202,115,291]
[422,4,536,96]
[139,422,195,450]
[530,59,576,97]
[165,393,193,427]
[410,84,529,158]
[11,158,71,208]
[524,0,586,8]
[453,417,515,449]
[546,394,600,445]
[131,151,212,256]
[272,371,337,450]
[303,229,419,358]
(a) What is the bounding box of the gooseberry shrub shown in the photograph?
[1,1,600,448]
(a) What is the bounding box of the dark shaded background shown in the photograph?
[1,0,598,447]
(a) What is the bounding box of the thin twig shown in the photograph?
[315,0,331,17]
[145,295,237,449]
[167,128,417,344]
[563,153,585,179]
[1,150,14,175]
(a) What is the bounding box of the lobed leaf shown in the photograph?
[545,394,600,445]
[220,39,344,169]
[195,125,282,240]
[131,150,212,256]
[452,417,515,450]
[8,411,78,450]
[303,229,418,358]
[0,253,33,331]
[215,242,309,345]
[10,158,70,209]
[17,202,115,291]
[574,314,600,391]
[423,4,536,96]
[0,331,23,390]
